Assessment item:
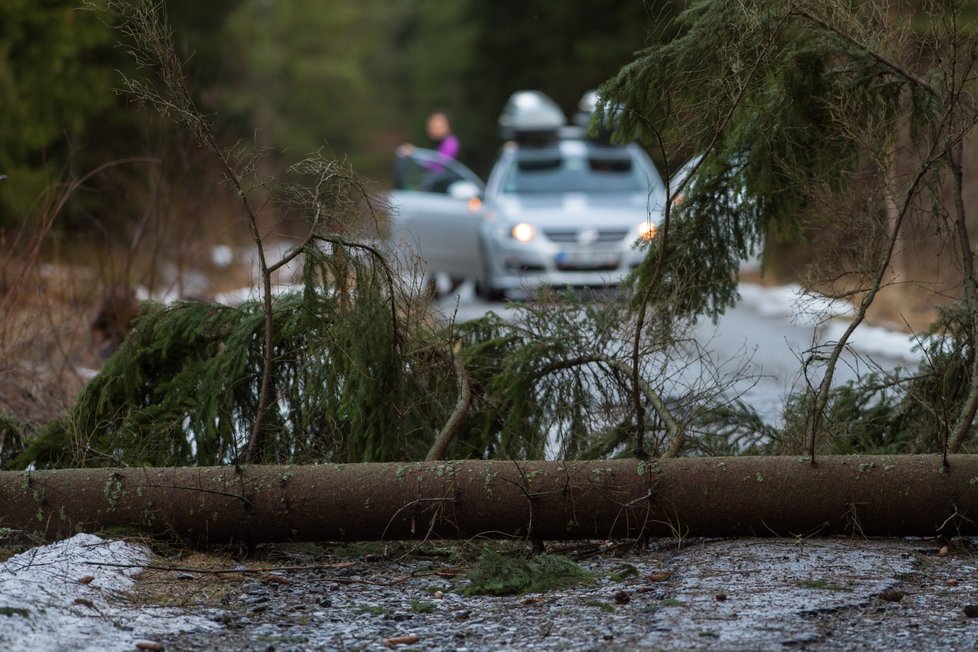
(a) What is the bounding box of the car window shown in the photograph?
[501,150,647,194]
[395,149,473,194]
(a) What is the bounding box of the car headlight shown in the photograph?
[511,222,536,242]
[637,221,657,242]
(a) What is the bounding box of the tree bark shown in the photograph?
[3,456,978,544]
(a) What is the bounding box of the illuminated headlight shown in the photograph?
[511,222,536,242]
[637,221,657,242]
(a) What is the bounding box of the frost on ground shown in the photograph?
[4,534,978,651]
[0,533,216,651]
[640,539,914,649]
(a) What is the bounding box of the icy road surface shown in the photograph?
[4,534,978,650]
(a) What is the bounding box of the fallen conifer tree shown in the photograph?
[2,455,977,544]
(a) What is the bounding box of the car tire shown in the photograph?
[475,278,505,302]
[475,240,506,302]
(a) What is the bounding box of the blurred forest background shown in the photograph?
[0,0,679,428]
[5,0,975,270]
[0,0,671,231]
[2,0,978,438]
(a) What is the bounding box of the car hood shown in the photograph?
[489,193,660,227]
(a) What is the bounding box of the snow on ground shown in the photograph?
[737,282,923,364]
[0,533,216,651]
[737,282,856,322]
[823,319,924,366]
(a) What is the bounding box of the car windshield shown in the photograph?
[500,149,648,194]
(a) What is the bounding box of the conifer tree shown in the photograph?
[598,0,978,460]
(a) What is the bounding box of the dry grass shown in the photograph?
[127,549,248,610]
[0,160,266,429]
[0,262,103,425]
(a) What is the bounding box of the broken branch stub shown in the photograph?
[2,456,977,543]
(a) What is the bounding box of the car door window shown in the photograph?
[394,148,481,194]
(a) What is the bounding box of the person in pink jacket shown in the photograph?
[424,111,459,164]
[398,111,460,170]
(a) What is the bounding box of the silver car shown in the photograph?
[389,116,665,300]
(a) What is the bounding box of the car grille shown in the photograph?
[543,228,630,244]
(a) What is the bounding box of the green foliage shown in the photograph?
[691,400,781,456]
[609,562,639,582]
[215,0,662,178]
[396,0,476,135]
[0,0,243,228]
[0,606,30,618]
[220,0,422,179]
[0,413,35,470]
[16,279,776,467]
[458,547,594,596]
[17,242,457,468]
[456,295,653,460]
[0,0,682,229]
[628,156,766,321]
[598,0,947,321]
[779,300,975,455]
[454,291,774,459]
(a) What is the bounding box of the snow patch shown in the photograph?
[824,319,924,365]
[737,283,922,364]
[211,244,234,268]
[213,281,299,306]
[0,533,215,651]
[737,282,856,322]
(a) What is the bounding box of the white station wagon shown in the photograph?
[390,91,666,300]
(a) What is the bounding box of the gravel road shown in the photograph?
[122,537,978,651]
[4,534,977,650]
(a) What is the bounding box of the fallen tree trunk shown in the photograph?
[2,456,977,544]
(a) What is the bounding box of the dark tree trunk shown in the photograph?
[3,456,976,544]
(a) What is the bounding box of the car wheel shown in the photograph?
[475,240,506,302]
[475,278,505,302]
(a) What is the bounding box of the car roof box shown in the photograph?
[499,91,566,144]
[573,90,620,144]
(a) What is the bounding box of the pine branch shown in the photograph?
[791,8,940,99]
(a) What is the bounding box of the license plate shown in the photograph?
[555,249,620,270]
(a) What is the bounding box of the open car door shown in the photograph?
[388,148,485,280]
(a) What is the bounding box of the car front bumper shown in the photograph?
[485,235,648,292]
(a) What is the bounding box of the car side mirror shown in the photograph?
[447,180,481,201]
